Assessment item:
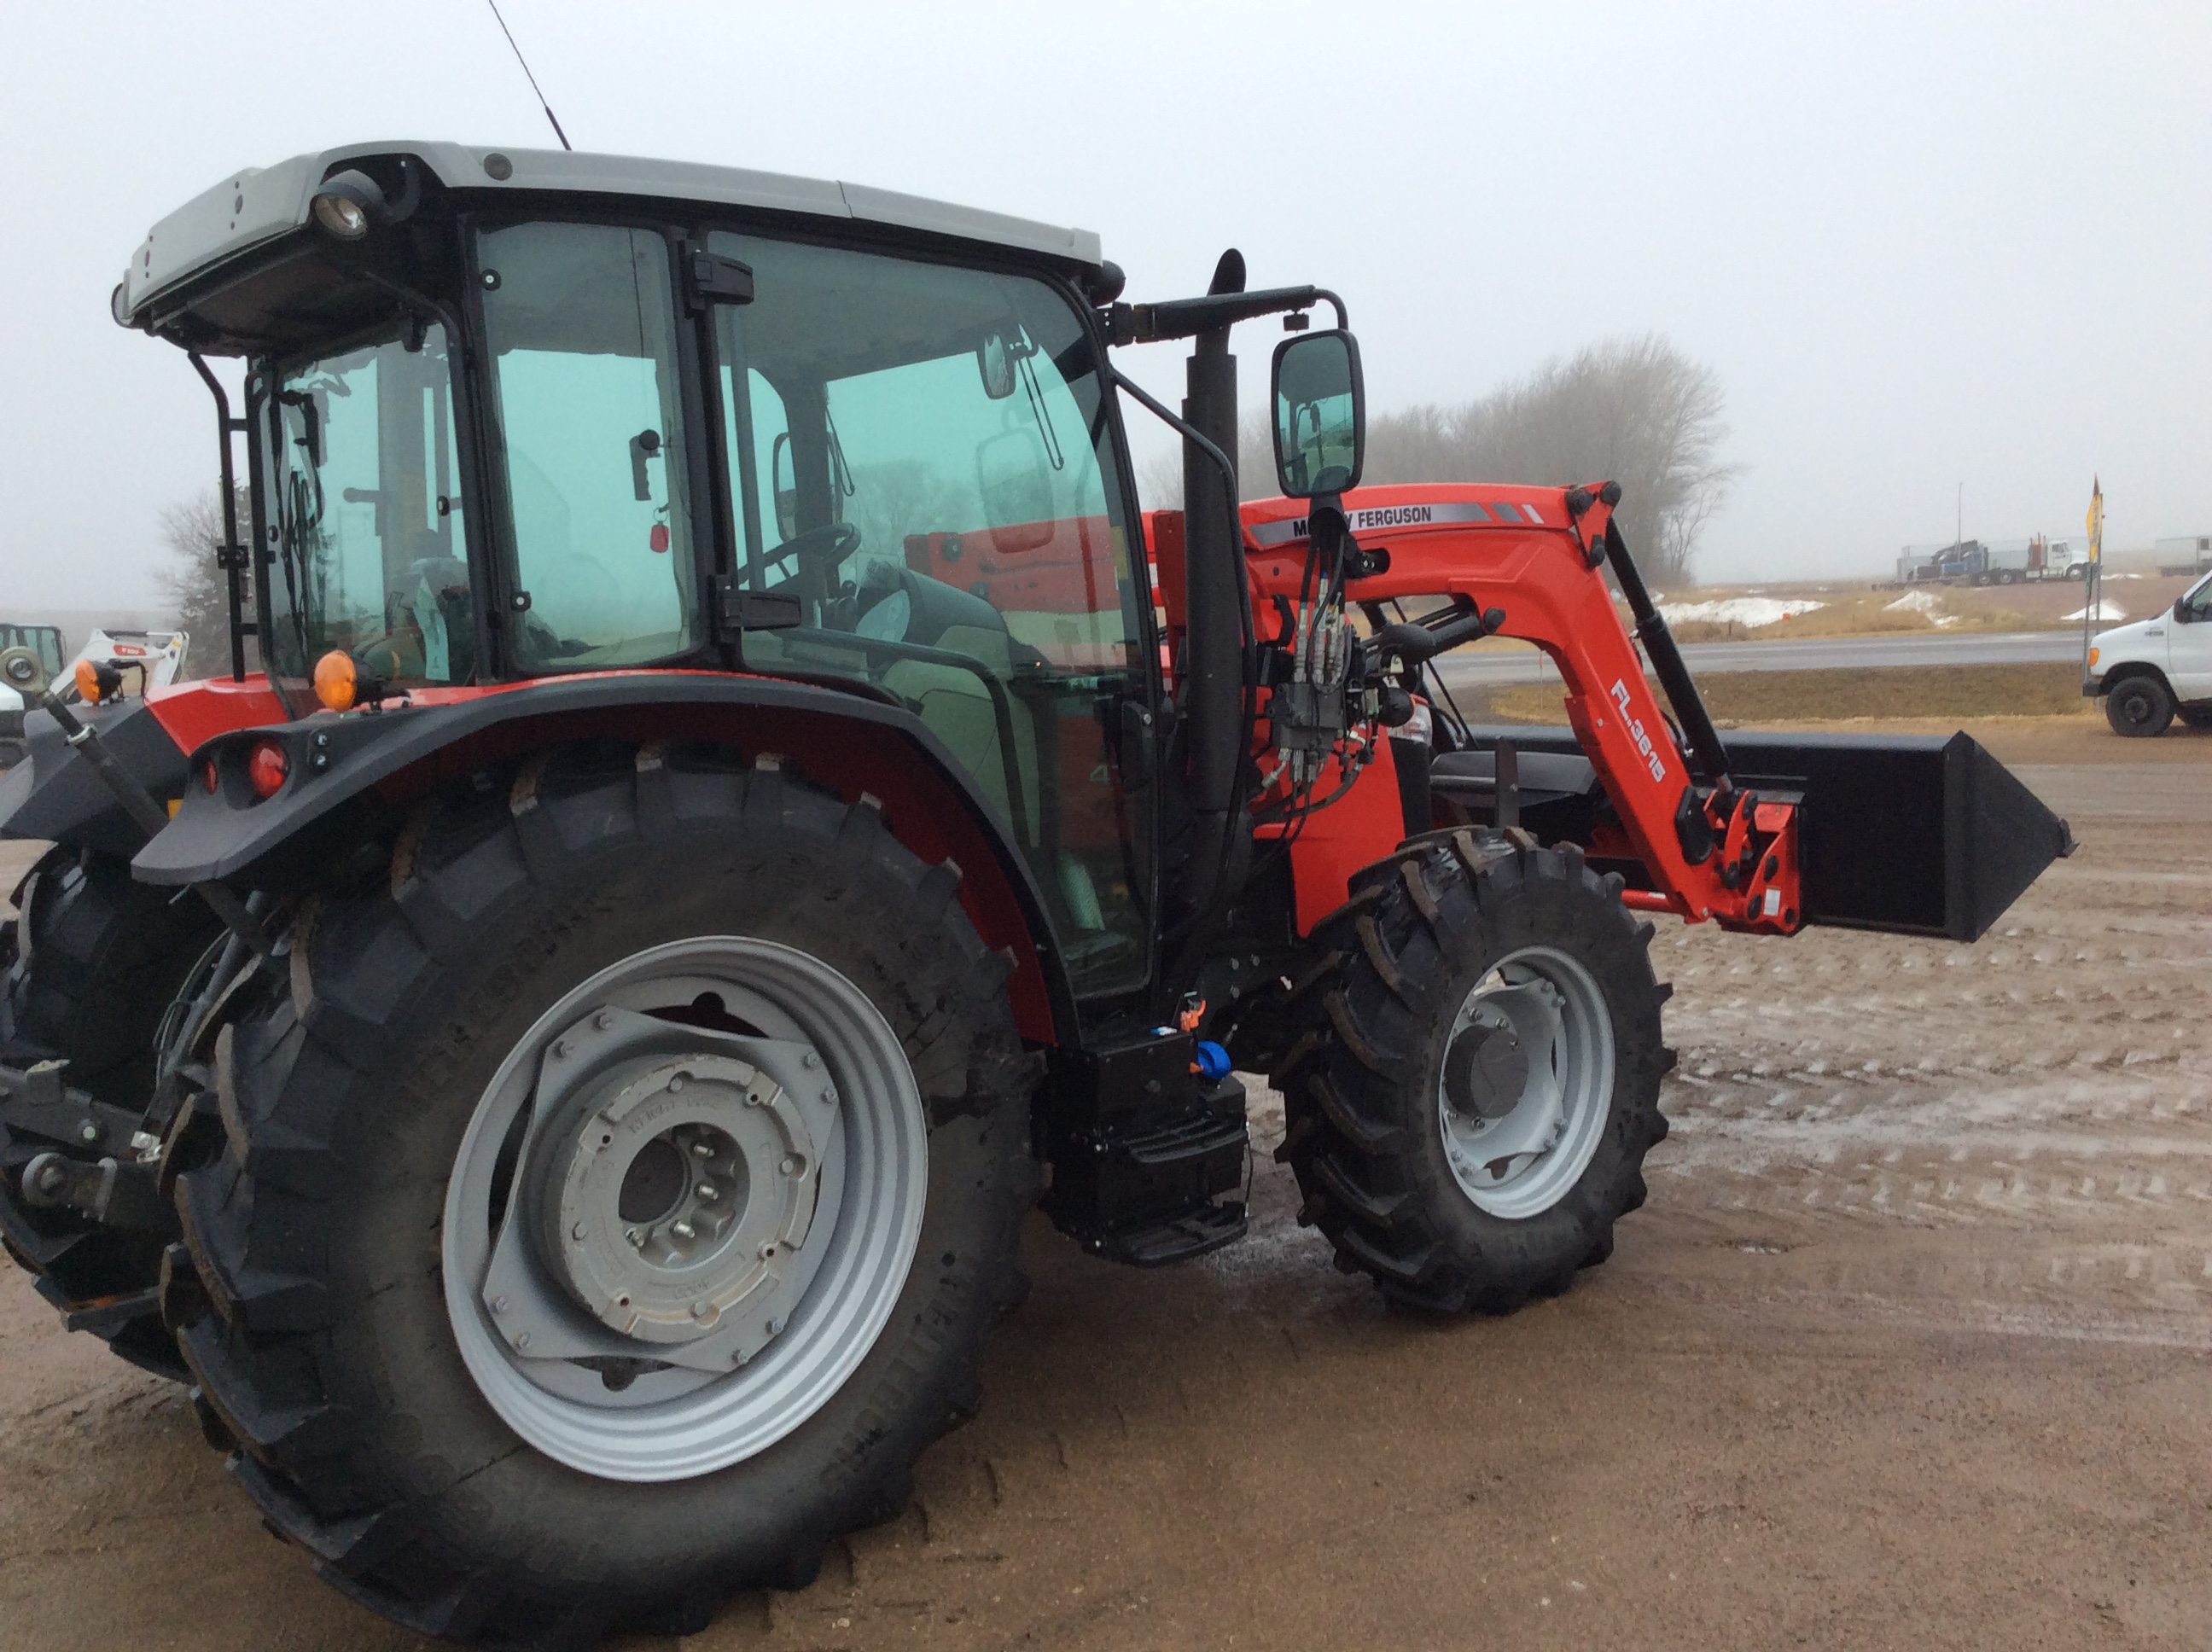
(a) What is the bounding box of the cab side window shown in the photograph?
[477,222,701,670]
[270,328,469,688]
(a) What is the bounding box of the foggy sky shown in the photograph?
[3,1,2205,612]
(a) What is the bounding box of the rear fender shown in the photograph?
[133,673,1074,1044]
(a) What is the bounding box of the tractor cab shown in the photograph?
[119,146,1157,1001]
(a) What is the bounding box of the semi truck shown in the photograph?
[2156,536,2211,577]
[1895,537,2085,587]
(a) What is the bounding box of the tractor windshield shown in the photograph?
[265,325,471,692]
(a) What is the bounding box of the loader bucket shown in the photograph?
[1717,730,2074,939]
[1460,726,2074,941]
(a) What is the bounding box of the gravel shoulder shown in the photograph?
[3,724,2208,1650]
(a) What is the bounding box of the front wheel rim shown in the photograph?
[1435,945,1615,1219]
[441,936,928,1483]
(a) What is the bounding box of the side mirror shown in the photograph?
[1271,329,1365,497]
[977,327,1021,400]
[770,432,797,541]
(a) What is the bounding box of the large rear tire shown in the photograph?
[171,743,1039,1643]
[1278,835,1671,1313]
[1,846,220,1377]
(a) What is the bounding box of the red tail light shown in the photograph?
[247,740,290,800]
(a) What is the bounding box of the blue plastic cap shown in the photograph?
[1195,1040,1233,1082]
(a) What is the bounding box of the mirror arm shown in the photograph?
[1106,365,1238,512]
[358,270,467,361]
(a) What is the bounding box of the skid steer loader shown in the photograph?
[0,143,2072,1646]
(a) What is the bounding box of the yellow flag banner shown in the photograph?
[2084,477,2103,563]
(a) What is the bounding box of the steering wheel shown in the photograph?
[764,521,862,605]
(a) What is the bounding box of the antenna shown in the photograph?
[485,0,573,152]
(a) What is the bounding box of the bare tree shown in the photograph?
[1141,335,1733,586]
[154,487,256,676]
[1359,334,1738,587]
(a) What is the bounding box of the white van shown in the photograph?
[2088,572,2212,735]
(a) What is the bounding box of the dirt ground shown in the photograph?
[3,718,2209,1651]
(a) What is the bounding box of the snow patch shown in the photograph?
[2063,601,2127,622]
[1884,590,1946,614]
[1656,596,1826,629]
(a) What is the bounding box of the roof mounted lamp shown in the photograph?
[310,160,421,241]
[311,170,388,239]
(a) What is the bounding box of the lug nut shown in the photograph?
[551,1039,568,1060]
[801,1051,820,1070]
[819,1088,836,1107]
[515,1332,531,1351]
[594,1011,613,1031]
[668,1073,687,1093]
[690,1140,713,1158]
[572,1221,587,1240]
[780,1155,804,1177]
[696,1183,719,1202]
[625,1227,643,1247]
[691,1300,711,1319]
[672,1219,696,1241]
[492,1295,509,1313]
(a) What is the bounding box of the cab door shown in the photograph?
[2167,574,2212,701]
[701,231,1158,1002]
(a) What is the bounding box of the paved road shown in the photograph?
[1437,627,2084,685]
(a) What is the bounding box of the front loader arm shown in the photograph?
[1238,484,1801,934]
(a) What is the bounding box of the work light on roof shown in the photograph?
[309,169,389,240]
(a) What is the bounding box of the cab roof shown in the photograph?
[117,141,1104,326]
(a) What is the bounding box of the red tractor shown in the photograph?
[0,143,2069,1645]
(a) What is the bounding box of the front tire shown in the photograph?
[172,744,1038,1643]
[1279,836,1671,1313]
[2104,676,2174,737]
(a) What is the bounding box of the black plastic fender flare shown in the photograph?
[132,672,1083,1044]
[0,700,193,859]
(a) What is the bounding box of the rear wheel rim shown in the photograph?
[1435,945,1615,1219]
[442,936,928,1483]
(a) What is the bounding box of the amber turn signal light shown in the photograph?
[314,650,358,712]
[73,659,123,703]
[247,740,290,800]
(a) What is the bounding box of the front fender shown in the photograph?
[132,672,1080,1044]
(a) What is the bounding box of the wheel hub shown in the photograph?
[473,1003,839,1377]
[532,1050,819,1344]
[1435,948,1615,1219]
